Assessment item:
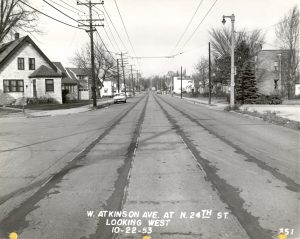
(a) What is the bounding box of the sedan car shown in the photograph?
[113,93,127,103]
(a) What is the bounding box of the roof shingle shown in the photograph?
[29,65,62,78]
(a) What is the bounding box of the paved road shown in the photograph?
[0,93,299,239]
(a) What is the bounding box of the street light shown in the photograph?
[222,14,235,107]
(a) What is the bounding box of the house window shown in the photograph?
[3,80,24,92]
[17,58,24,70]
[45,79,54,92]
[29,58,35,70]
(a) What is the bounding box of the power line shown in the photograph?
[95,11,120,52]
[178,0,219,53]
[46,0,82,15]
[129,52,184,59]
[95,29,117,61]
[102,5,128,52]
[103,27,118,52]
[171,0,205,55]
[42,0,81,24]
[104,15,121,52]
[113,0,138,59]
[20,0,85,30]
[62,0,86,14]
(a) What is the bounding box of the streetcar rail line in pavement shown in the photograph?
[153,94,274,239]
[0,94,148,238]
[156,95,300,193]
[87,95,149,239]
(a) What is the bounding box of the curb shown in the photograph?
[173,95,226,110]
[0,100,114,119]
[232,110,299,130]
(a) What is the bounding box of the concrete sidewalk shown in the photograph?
[173,95,228,110]
[240,104,300,122]
[0,99,114,118]
[172,95,300,123]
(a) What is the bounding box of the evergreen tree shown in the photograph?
[237,61,258,104]
[235,40,251,104]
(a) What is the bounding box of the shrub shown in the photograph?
[27,97,58,105]
[255,94,282,104]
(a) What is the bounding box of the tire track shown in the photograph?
[87,94,149,239]
[153,94,273,239]
[157,95,300,193]
[0,94,148,238]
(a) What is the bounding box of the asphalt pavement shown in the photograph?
[0,92,298,239]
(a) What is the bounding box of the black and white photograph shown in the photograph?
[0,0,299,238]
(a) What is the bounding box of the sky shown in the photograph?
[25,0,300,78]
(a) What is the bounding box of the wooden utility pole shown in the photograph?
[136,71,139,92]
[181,66,183,99]
[77,0,104,107]
[130,65,135,95]
[120,52,127,95]
[209,42,212,105]
[117,59,120,93]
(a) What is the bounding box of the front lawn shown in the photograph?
[7,100,90,111]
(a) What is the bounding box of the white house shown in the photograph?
[53,62,78,102]
[173,76,194,94]
[0,34,62,105]
[101,80,115,97]
[66,68,91,100]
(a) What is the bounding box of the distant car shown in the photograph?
[113,93,127,103]
[156,90,162,94]
[125,92,133,97]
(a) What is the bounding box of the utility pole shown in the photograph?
[163,75,166,93]
[120,52,127,96]
[136,71,139,92]
[117,59,120,93]
[181,66,183,99]
[130,65,135,95]
[77,0,104,107]
[208,42,212,105]
[222,14,235,107]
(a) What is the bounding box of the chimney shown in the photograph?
[15,33,20,40]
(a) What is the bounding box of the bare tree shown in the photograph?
[276,5,299,99]
[72,42,116,96]
[209,27,264,59]
[0,0,39,43]
[193,57,208,93]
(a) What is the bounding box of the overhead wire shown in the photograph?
[171,0,205,55]
[95,11,120,53]
[104,15,122,52]
[46,0,82,15]
[42,0,81,24]
[20,0,85,30]
[95,29,117,61]
[22,0,117,63]
[102,5,129,52]
[177,0,219,53]
[113,0,139,69]
[61,0,86,14]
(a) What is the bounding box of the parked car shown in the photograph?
[156,90,162,94]
[125,92,133,97]
[113,93,127,103]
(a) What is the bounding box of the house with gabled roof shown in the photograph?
[0,34,63,105]
[53,62,78,102]
[66,67,92,100]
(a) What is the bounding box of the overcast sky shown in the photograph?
[28,0,299,77]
